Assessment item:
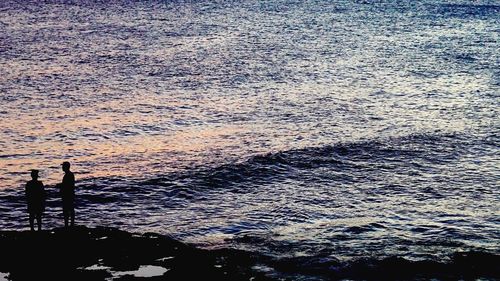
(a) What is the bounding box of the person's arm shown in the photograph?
[41,182,46,198]
[25,183,32,202]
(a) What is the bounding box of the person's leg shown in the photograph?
[36,213,42,231]
[70,207,75,227]
[63,206,69,227]
[29,213,35,231]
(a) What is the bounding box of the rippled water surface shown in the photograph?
[0,0,499,267]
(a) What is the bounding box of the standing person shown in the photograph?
[56,161,76,227]
[25,169,45,231]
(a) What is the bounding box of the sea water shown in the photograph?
[0,0,498,275]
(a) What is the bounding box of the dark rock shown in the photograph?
[0,226,272,281]
[0,226,498,280]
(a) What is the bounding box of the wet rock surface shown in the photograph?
[0,226,498,280]
[0,226,270,281]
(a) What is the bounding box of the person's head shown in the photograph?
[62,161,71,172]
[30,170,39,180]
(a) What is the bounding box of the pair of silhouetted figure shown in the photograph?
[25,161,76,231]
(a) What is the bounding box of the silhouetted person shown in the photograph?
[56,161,76,227]
[25,169,45,231]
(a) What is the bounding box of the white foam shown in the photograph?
[81,264,111,271]
[0,272,9,281]
[111,265,169,278]
[156,256,174,262]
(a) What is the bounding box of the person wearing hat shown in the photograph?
[56,161,76,227]
[25,169,46,231]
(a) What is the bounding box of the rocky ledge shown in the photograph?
[0,226,270,281]
[0,226,498,281]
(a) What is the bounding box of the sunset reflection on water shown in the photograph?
[0,0,498,265]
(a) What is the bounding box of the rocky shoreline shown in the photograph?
[0,226,271,281]
[0,226,498,280]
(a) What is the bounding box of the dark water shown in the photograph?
[0,0,499,278]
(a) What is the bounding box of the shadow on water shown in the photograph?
[137,132,494,192]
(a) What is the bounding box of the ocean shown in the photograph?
[0,0,499,278]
